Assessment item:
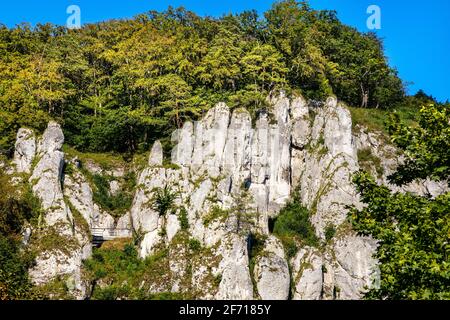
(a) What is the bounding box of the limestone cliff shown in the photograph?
[6,93,444,300]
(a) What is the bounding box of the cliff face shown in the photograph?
[7,93,444,300]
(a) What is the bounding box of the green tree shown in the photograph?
[351,104,450,299]
[195,26,244,91]
[241,43,288,92]
[0,1,408,156]
[151,185,178,217]
[387,104,450,186]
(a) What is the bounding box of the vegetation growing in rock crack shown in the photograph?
[150,185,178,217]
[324,224,336,242]
[91,172,136,218]
[271,192,318,258]
[178,207,189,231]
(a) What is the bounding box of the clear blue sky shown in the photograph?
[1,0,449,102]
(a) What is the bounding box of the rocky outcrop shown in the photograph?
[331,234,378,299]
[215,234,254,300]
[63,167,131,236]
[13,128,36,174]
[11,92,436,300]
[291,246,323,300]
[288,97,382,299]
[29,122,70,228]
[24,122,90,299]
[291,97,359,238]
[126,94,379,299]
[353,125,448,197]
[254,236,290,300]
[128,98,295,298]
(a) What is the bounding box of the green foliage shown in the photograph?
[351,104,450,300]
[272,193,318,257]
[63,145,127,170]
[357,148,384,178]
[30,275,75,300]
[203,205,229,226]
[248,233,267,261]
[188,238,201,252]
[213,274,222,287]
[178,207,189,230]
[150,185,178,216]
[0,172,41,299]
[0,1,407,156]
[83,241,179,300]
[349,91,436,136]
[324,224,336,242]
[91,172,135,218]
[387,104,450,186]
[351,173,450,299]
[232,187,258,235]
[0,235,34,299]
[30,225,79,255]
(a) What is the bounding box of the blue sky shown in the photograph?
[1,0,449,102]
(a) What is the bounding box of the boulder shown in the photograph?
[13,128,36,173]
[254,236,290,300]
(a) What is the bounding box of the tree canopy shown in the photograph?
[0,1,406,155]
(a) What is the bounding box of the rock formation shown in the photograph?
[7,93,445,300]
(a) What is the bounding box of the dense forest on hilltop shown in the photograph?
[0,0,414,156]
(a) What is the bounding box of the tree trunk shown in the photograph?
[361,84,369,108]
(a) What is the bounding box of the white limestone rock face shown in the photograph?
[131,167,165,233]
[12,93,405,300]
[130,93,381,299]
[166,213,180,242]
[148,140,163,166]
[353,125,448,197]
[254,236,290,300]
[131,140,169,256]
[140,228,163,258]
[63,166,131,238]
[332,235,378,300]
[289,98,381,299]
[222,109,252,195]
[13,128,36,173]
[291,98,359,238]
[116,214,132,236]
[29,249,87,298]
[29,121,72,230]
[64,170,95,226]
[215,234,254,300]
[291,247,323,300]
[191,102,230,179]
[23,122,90,299]
[267,94,291,215]
[37,121,65,154]
[171,121,194,167]
[109,180,121,195]
[289,236,378,301]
